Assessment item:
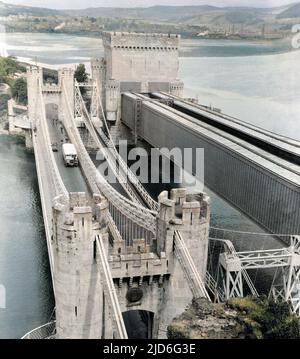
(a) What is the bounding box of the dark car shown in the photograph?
[51,142,58,152]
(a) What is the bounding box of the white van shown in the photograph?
[62,143,79,167]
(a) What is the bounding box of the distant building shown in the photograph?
[197,30,209,37]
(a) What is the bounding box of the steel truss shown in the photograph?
[214,236,300,315]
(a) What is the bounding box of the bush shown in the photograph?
[0,93,11,111]
[228,297,300,339]
[11,78,27,105]
[0,57,26,84]
[260,299,300,339]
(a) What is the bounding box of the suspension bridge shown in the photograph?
[17,31,300,339]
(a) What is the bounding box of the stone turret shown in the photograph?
[157,188,210,278]
[156,188,210,338]
[105,79,120,122]
[52,193,109,339]
[58,68,74,116]
[91,58,106,108]
[27,66,43,121]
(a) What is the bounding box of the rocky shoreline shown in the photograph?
[167,297,300,339]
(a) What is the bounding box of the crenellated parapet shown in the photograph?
[102,31,180,50]
[26,65,43,78]
[170,80,184,98]
[91,57,106,80]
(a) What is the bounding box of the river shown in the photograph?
[0,32,299,338]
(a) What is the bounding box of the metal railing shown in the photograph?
[21,321,56,339]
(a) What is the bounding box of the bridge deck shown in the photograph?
[154,92,300,160]
[138,97,300,187]
[46,118,91,195]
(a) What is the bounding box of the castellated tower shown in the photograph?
[58,68,75,116]
[102,32,181,84]
[93,32,184,123]
[52,193,109,339]
[91,58,106,105]
[27,66,43,121]
[156,188,210,337]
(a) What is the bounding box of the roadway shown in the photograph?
[46,117,91,195]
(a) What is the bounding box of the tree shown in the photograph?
[74,64,88,83]
[11,78,27,105]
[0,57,26,84]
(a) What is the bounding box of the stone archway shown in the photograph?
[122,310,154,339]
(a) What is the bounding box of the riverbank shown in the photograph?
[4,28,292,43]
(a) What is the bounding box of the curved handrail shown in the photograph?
[21,321,56,339]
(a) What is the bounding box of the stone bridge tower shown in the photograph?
[27,66,43,121]
[52,193,110,339]
[109,188,210,338]
[27,66,75,121]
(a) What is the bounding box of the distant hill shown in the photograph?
[1,1,300,39]
[63,4,295,25]
[64,5,219,22]
[1,1,299,25]
[277,2,300,18]
[0,1,60,17]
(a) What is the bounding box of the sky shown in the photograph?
[1,0,298,10]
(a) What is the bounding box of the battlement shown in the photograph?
[109,251,169,280]
[91,58,106,70]
[105,79,120,90]
[26,65,42,74]
[158,188,210,225]
[103,31,180,51]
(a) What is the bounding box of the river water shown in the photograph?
[0,32,299,338]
